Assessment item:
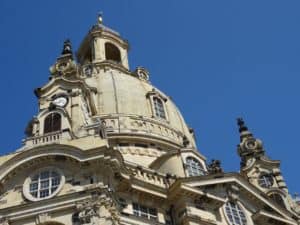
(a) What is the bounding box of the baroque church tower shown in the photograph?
[0,15,299,225]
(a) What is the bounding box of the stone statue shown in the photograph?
[99,120,107,139]
[182,135,190,147]
[208,159,223,174]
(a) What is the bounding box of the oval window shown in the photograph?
[23,167,65,201]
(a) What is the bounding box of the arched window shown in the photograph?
[186,157,205,176]
[269,193,285,207]
[153,97,166,119]
[44,113,61,134]
[258,174,274,188]
[224,202,247,225]
[105,43,121,63]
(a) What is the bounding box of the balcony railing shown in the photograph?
[22,130,71,147]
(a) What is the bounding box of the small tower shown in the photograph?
[49,39,77,77]
[236,118,293,210]
[76,14,130,70]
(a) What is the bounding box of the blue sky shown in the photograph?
[0,1,299,194]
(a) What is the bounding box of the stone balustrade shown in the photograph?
[22,130,71,147]
[126,165,169,188]
[101,115,184,146]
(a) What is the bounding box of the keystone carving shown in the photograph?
[35,213,50,225]
[134,67,149,81]
[76,194,120,225]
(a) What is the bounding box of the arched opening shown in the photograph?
[224,202,247,225]
[269,193,285,208]
[105,42,121,63]
[186,157,205,176]
[44,113,61,134]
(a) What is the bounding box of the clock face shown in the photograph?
[53,97,68,107]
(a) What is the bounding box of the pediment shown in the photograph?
[0,142,122,187]
[35,77,97,98]
[172,173,298,223]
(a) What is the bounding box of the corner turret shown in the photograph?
[236,118,297,211]
[49,39,77,77]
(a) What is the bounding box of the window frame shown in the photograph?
[153,97,166,119]
[43,112,62,134]
[147,92,168,121]
[224,201,248,225]
[132,202,158,221]
[185,157,205,177]
[23,167,65,202]
[258,174,274,188]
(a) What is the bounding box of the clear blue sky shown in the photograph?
[0,1,299,194]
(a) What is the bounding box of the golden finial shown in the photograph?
[97,12,103,25]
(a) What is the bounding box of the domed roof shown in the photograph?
[84,68,196,148]
[71,20,198,149]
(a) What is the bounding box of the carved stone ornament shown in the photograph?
[78,204,99,224]
[0,217,9,225]
[99,120,107,139]
[83,65,93,77]
[227,184,240,202]
[35,213,50,225]
[182,135,190,147]
[76,195,120,225]
[134,67,149,81]
[24,117,39,137]
[61,39,73,55]
[244,138,258,150]
[208,159,223,174]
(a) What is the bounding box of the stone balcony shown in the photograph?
[101,115,185,147]
[22,129,72,147]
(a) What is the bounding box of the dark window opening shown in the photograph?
[79,46,92,64]
[90,177,94,184]
[135,143,148,148]
[105,43,121,63]
[118,143,129,147]
[269,193,285,207]
[72,212,80,225]
[72,181,81,186]
[44,113,61,134]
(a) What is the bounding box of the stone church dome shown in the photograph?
[26,18,204,173]
[84,67,195,147]
[0,14,299,225]
[72,22,197,150]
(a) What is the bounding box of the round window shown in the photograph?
[258,174,274,188]
[23,168,65,201]
[224,202,247,225]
